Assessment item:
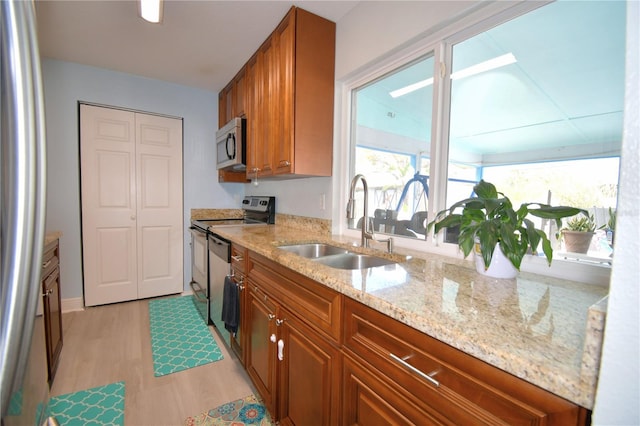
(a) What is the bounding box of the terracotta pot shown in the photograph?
[474,242,518,279]
[562,230,594,254]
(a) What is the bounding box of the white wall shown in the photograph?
[42,59,243,301]
[592,1,640,424]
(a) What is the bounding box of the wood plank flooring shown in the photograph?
[50,297,256,425]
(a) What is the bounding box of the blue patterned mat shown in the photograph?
[149,296,223,377]
[48,381,125,426]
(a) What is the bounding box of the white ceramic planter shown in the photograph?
[474,242,518,279]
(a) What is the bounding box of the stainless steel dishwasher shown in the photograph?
[208,233,232,347]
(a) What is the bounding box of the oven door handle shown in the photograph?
[189,280,207,301]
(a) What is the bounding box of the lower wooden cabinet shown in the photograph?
[42,238,63,384]
[277,308,341,425]
[246,283,277,414]
[343,352,446,425]
[242,249,588,425]
[246,252,342,425]
[230,244,248,365]
[343,297,589,426]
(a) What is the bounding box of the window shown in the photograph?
[348,0,625,263]
[351,55,434,238]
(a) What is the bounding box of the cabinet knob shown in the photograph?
[130,215,136,220]
[278,160,290,167]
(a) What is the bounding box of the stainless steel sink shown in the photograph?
[312,252,397,270]
[278,243,349,259]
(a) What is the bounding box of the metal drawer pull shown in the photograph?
[268,314,276,321]
[42,259,52,269]
[390,353,440,388]
[231,255,244,262]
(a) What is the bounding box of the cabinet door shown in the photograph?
[257,37,277,177]
[246,283,278,415]
[245,54,260,178]
[235,68,246,118]
[278,309,341,426]
[343,353,448,426]
[230,244,248,365]
[274,10,295,175]
[218,91,226,128]
[229,273,246,365]
[43,266,63,383]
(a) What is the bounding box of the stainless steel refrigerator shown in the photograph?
[1,1,55,425]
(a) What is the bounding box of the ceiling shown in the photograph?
[35,0,359,93]
[355,0,626,163]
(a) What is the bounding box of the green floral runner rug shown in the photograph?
[149,296,223,377]
[184,394,274,426]
[48,381,125,426]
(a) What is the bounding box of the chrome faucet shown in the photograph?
[347,174,393,252]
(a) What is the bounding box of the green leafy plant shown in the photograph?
[607,207,616,231]
[562,213,598,233]
[428,180,585,270]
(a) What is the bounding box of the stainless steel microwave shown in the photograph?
[216,117,246,170]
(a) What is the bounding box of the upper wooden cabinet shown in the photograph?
[218,6,335,181]
[218,66,246,126]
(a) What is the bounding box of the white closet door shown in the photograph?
[81,105,138,306]
[81,104,183,306]
[135,112,183,299]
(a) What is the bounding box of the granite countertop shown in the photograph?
[44,231,62,246]
[210,223,608,409]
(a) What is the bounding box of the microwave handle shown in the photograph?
[226,133,236,160]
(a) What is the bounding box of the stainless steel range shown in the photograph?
[189,196,275,346]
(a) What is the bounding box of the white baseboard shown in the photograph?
[61,291,194,313]
[61,297,85,313]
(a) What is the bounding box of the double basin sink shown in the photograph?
[278,243,399,270]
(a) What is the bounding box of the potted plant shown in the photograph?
[561,213,600,254]
[428,180,585,278]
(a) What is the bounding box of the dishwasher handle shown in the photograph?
[208,233,231,262]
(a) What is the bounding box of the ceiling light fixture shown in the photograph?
[139,0,163,23]
[389,53,517,98]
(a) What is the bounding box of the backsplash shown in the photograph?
[189,209,331,236]
[190,209,243,220]
[275,213,331,236]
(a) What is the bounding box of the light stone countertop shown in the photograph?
[44,231,62,246]
[209,223,608,410]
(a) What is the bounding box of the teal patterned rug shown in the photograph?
[48,381,125,426]
[149,296,224,377]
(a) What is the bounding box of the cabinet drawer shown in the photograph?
[249,251,342,343]
[231,244,247,275]
[344,297,585,425]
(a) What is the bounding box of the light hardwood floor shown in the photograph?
[50,296,256,425]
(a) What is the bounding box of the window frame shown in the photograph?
[334,0,613,284]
